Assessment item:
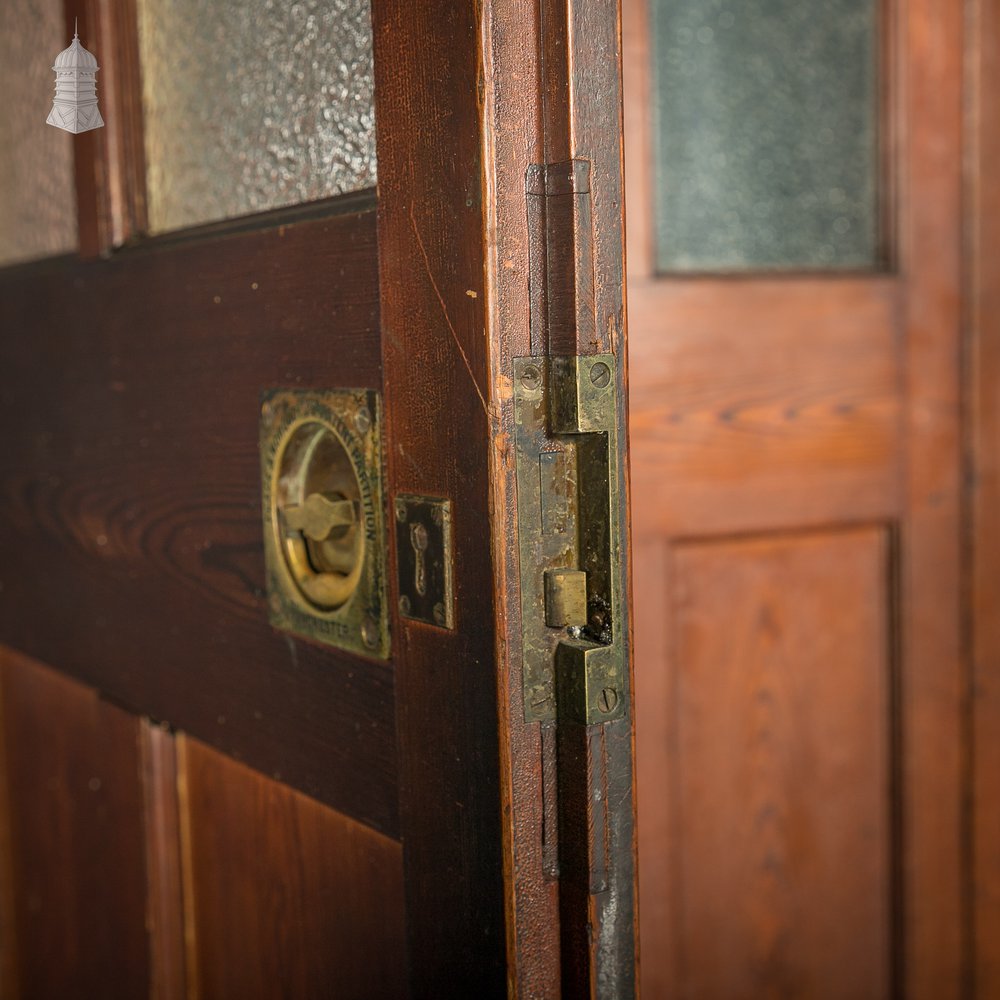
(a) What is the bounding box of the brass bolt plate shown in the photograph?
[394,494,454,629]
[260,388,390,659]
[513,354,627,724]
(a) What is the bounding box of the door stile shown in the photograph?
[968,0,1000,993]
[899,0,967,995]
[372,0,636,995]
[371,2,514,994]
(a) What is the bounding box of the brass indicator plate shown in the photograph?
[514,355,626,724]
[260,388,390,659]
[394,494,454,629]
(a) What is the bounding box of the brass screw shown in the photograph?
[355,406,372,435]
[399,594,412,615]
[361,616,379,648]
[520,364,541,391]
[395,499,408,523]
[589,362,611,389]
[597,687,618,714]
[433,602,447,627]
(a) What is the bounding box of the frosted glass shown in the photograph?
[138,0,376,234]
[0,0,78,267]
[651,0,878,271]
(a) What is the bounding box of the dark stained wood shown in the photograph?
[622,0,969,994]
[671,529,893,998]
[371,3,509,992]
[0,646,150,998]
[475,4,564,994]
[177,734,407,999]
[0,205,399,836]
[970,1,1000,992]
[371,0,636,992]
[141,721,186,1000]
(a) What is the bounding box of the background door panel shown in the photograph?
[625,0,967,995]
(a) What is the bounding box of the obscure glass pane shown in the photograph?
[138,0,377,234]
[651,0,878,271]
[0,0,77,267]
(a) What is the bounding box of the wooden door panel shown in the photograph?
[628,278,899,537]
[669,529,891,999]
[178,735,407,999]
[0,647,150,999]
[624,0,967,994]
[0,646,407,1000]
[0,204,398,836]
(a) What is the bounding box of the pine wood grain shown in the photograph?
[0,646,150,998]
[0,205,398,836]
[178,734,407,1000]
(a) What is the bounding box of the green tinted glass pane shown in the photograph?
[0,0,77,267]
[651,0,878,271]
[138,0,376,234]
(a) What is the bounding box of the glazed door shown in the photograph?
[624,1,968,998]
[0,0,637,997]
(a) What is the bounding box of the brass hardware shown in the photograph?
[395,494,454,629]
[514,354,627,725]
[544,569,588,628]
[260,388,389,659]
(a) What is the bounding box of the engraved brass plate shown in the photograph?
[260,388,389,659]
[394,494,454,629]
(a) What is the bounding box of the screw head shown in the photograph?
[433,602,447,627]
[361,616,379,648]
[431,504,444,526]
[589,362,611,389]
[411,522,428,551]
[520,364,541,391]
[399,594,412,616]
[354,406,372,435]
[597,687,619,714]
[395,499,407,523]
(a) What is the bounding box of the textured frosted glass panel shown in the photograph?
[139,0,376,233]
[651,0,878,271]
[0,0,77,267]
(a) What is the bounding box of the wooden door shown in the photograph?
[0,0,637,997]
[623,1,970,997]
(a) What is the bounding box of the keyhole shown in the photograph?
[410,522,428,596]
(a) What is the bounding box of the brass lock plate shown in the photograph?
[260,388,390,659]
[394,494,454,629]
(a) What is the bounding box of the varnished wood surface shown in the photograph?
[971,1,1000,993]
[178,735,407,999]
[141,721,186,1000]
[0,205,399,836]
[372,3,508,992]
[622,0,969,994]
[628,277,899,538]
[671,529,892,999]
[0,646,150,998]
[897,2,966,993]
